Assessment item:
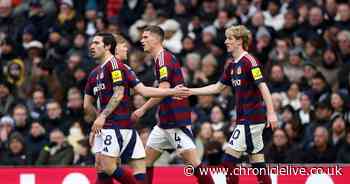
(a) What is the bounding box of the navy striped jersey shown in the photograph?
[84,56,140,128]
[220,52,267,125]
[154,50,191,129]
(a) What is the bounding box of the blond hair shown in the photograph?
[225,25,251,50]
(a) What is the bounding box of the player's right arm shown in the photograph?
[189,82,227,95]
[83,94,98,122]
[131,81,169,122]
[134,82,190,98]
[83,71,98,123]
[189,61,233,96]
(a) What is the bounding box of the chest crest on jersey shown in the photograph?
[236,66,242,75]
[231,65,241,87]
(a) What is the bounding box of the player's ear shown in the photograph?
[105,44,111,52]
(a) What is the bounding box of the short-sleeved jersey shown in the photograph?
[154,50,191,129]
[84,56,141,129]
[220,52,266,125]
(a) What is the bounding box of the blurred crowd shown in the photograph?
[1,0,350,166]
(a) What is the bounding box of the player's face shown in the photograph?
[141,31,157,52]
[116,42,128,60]
[224,35,237,53]
[89,36,106,60]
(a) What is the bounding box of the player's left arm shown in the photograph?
[258,81,277,129]
[249,56,277,129]
[92,85,124,134]
[92,62,126,134]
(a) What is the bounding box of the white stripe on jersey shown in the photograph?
[157,50,165,67]
[111,57,119,70]
[245,54,257,67]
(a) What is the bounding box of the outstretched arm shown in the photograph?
[133,82,190,98]
[190,82,227,96]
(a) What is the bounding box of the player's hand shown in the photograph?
[92,115,105,135]
[89,132,95,146]
[266,111,278,130]
[173,84,192,100]
[131,108,145,122]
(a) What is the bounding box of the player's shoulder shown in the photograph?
[159,50,177,66]
[242,53,260,67]
[106,56,123,70]
[88,66,99,77]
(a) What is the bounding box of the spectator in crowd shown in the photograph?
[277,10,298,39]
[283,111,304,146]
[318,47,340,85]
[12,104,31,136]
[268,64,291,93]
[0,132,32,165]
[297,93,315,126]
[269,39,290,64]
[65,87,84,123]
[304,101,334,145]
[0,80,16,116]
[337,130,350,163]
[304,38,323,66]
[283,48,304,82]
[0,116,15,150]
[330,92,349,119]
[298,6,327,41]
[262,0,284,31]
[209,105,226,131]
[129,2,158,44]
[25,120,48,163]
[302,126,336,163]
[281,82,301,110]
[159,19,183,54]
[271,93,283,126]
[265,128,291,163]
[202,140,223,165]
[128,50,155,86]
[74,138,94,166]
[334,3,350,30]
[195,122,213,161]
[336,30,350,64]
[330,115,346,151]
[67,121,85,155]
[299,63,318,91]
[183,52,201,86]
[0,0,25,41]
[307,72,331,104]
[27,89,46,120]
[36,129,74,165]
[42,100,70,135]
[214,86,234,116]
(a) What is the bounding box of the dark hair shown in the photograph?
[94,32,117,55]
[143,25,165,41]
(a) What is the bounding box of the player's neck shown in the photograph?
[99,52,113,65]
[232,47,246,60]
[151,46,164,60]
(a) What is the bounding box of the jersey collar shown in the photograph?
[154,49,165,63]
[233,51,248,63]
